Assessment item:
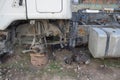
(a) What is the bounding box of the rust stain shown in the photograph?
[30,53,48,67]
[78,28,86,36]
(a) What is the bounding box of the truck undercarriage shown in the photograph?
[0,9,120,57]
[0,0,120,58]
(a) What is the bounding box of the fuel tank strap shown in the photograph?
[100,28,110,56]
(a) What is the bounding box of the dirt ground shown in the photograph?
[0,46,120,80]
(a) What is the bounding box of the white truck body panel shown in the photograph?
[0,0,26,30]
[26,0,71,19]
[0,0,72,30]
[36,0,62,13]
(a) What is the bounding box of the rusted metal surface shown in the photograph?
[72,0,120,11]
[30,53,48,67]
[82,0,118,4]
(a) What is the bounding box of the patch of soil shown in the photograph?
[0,46,120,80]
